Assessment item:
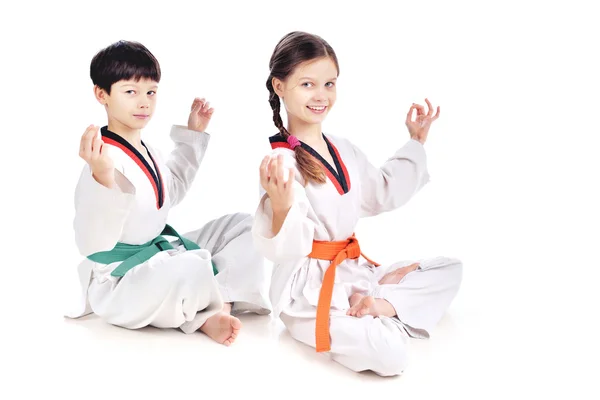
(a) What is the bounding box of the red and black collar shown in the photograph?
[101,126,165,209]
[269,134,351,195]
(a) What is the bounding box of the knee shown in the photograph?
[447,258,463,290]
[428,256,463,288]
[233,213,254,231]
[224,212,253,226]
[365,320,409,377]
[372,338,408,377]
[218,213,254,237]
[233,212,252,220]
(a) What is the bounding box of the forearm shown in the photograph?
[271,206,291,236]
[92,170,115,188]
[359,139,430,216]
[252,192,314,264]
[166,125,210,205]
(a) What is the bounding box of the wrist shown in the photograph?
[92,170,115,188]
[271,204,291,236]
[272,203,292,216]
[187,124,206,133]
[411,135,425,145]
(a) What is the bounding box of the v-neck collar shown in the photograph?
[269,133,351,195]
[101,126,165,209]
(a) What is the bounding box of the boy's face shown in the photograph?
[96,78,158,132]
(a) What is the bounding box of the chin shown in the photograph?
[305,114,327,124]
[132,120,151,129]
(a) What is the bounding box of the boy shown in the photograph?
[65,40,271,346]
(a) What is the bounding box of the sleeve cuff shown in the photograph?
[394,138,427,164]
[255,197,302,242]
[80,167,136,208]
[170,124,210,149]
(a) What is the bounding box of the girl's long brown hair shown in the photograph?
[266,31,339,185]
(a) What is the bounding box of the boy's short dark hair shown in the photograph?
[90,40,161,94]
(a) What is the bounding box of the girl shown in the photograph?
[252,31,463,376]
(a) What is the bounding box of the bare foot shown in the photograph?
[200,312,242,346]
[349,293,364,308]
[378,262,420,285]
[347,295,396,318]
[347,295,375,317]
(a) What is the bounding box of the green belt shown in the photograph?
[87,224,218,277]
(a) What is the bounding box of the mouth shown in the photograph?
[133,114,150,119]
[307,105,327,114]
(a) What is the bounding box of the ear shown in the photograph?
[94,85,109,105]
[272,77,285,98]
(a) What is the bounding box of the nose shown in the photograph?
[313,88,327,102]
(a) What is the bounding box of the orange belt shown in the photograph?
[308,234,380,352]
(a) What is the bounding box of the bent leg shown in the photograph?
[183,212,271,315]
[281,312,409,377]
[370,256,463,338]
[88,249,223,333]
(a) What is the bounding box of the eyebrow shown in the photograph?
[299,77,337,81]
[120,83,159,89]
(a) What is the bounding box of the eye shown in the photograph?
[301,82,313,88]
[325,82,335,88]
[125,90,135,94]
[148,91,156,96]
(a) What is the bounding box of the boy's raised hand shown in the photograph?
[79,125,114,188]
[188,97,214,133]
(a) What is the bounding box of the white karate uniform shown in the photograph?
[252,134,462,376]
[66,125,271,334]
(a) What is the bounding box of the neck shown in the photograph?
[107,118,142,149]
[287,116,323,145]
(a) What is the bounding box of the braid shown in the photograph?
[267,79,288,137]
[267,77,326,185]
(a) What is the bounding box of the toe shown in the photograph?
[231,317,242,330]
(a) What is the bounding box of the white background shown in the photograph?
[0,0,598,398]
